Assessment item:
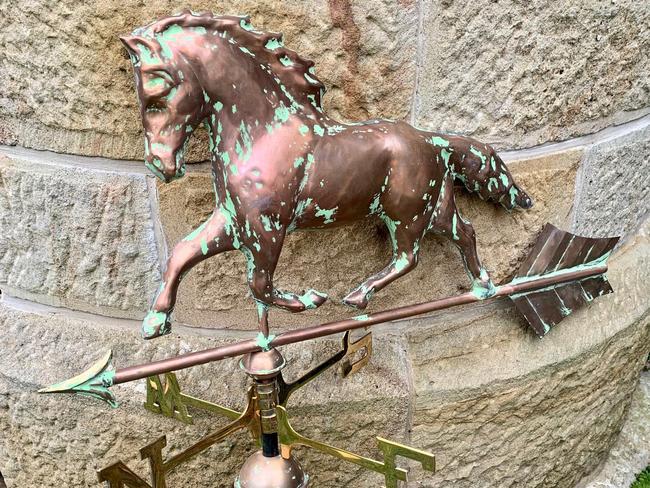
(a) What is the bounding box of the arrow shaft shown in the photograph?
[114,265,607,385]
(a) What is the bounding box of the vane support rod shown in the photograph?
[114,265,606,385]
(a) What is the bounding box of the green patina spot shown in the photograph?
[471,276,496,300]
[353,314,370,321]
[487,177,498,192]
[142,310,170,337]
[299,125,309,136]
[163,86,178,102]
[440,148,453,171]
[144,77,166,90]
[232,104,237,114]
[304,72,319,84]
[274,104,290,123]
[239,46,255,56]
[200,238,208,255]
[394,251,411,272]
[265,38,283,50]
[136,43,158,65]
[509,185,519,207]
[150,142,171,153]
[313,125,325,137]
[214,101,224,112]
[499,172,509,187]
[315,205,338,224]
[490,156,497,172]
[255,332,276,351]
[240,18,254,31]
[279,55,293,66]
[451,214,459,241]
[470,146,487,170]
[369,193,382,214]
[428,136,449,147]
[293,156,305,168]
[298,289,328,309]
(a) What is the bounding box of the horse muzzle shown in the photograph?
[516,191,534,209]
[145,155,186,183]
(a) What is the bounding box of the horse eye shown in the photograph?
[146,99,167,112]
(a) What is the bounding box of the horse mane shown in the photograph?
[132,10,326,110]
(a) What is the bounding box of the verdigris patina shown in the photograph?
[119,11,533,340]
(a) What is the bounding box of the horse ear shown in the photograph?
[119,35,157,63]
[119,35,139,54]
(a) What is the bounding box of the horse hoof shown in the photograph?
[342,291,369,310]
[142,310,172,340]
[298,289,328,310]
[471,278,496,300]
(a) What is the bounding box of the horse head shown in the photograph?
[120,33,206,182]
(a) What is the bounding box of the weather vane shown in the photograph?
[39,11,619,487]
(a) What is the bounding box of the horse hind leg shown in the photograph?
[343,214,423,310]
[143,210,234,339]
[430,188,495,299]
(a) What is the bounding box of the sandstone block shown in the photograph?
[0,0,417,160]
[573,121,650,241]
[0,148,161,318]
[580,371,650,488]
[414,0,650,149]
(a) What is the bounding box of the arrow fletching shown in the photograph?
[38,350,118,408]
[509,223,619,337]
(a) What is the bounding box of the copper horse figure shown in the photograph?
[120,12,533,339]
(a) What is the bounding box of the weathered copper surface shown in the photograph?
[119,11,533,340]
[510,223,619,336]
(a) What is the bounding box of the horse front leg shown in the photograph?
[143,209,234,339]
[429,182,495,299]
[242,227,328,318]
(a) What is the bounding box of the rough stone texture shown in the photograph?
[408,219,650,487]
[579,370,650,488]
[0,0,417,160]
[415,0,650,150]
[157,150,580,330]
[0,299,410,487]
[0,148,161,318]
[573,121,650,242]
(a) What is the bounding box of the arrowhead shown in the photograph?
[39,350,118,408]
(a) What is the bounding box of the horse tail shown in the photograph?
[446,136,533,210]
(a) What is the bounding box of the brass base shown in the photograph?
[235,451,309,488]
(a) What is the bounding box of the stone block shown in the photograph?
[0,148,161,318]
[580,370,650,488]
[156,149,580,330]
[573,121,650,241]
[414,0,650,149]
[0,0,417,160]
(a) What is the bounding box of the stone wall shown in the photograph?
[0,1,648,487]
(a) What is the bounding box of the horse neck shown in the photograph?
[197,40,319,131]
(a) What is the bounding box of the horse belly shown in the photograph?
[294,135,391,228]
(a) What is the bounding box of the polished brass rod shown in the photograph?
[114,265,606,385]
